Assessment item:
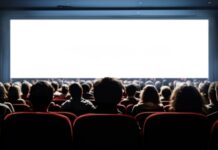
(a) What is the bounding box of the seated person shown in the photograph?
[0,82,15,112]
[132,85,164,116]
[206,82,218,114]
[8,85,26,105]
[120,84,139,107]
[82,82,94,100]
[0,103,13,122]
[93,77,124,113]
[61,83,95,115]
[169,85,207,114]
[160,86,172,101]
[29,81,54,112]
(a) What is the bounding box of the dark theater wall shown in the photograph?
[0,0,217,8]
[0,0,218,82]
[209,14,218,81]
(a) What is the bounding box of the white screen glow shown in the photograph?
[10,19,208,78]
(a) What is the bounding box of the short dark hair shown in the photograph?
[61,84,69,95]
[29,81,53,111]
[69,83,83,98]
[8,85,21,101]
[94,77,123,105]
[21,81,31,95]
[125,84,137,97]
[81,83,91,93]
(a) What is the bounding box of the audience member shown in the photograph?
[160,85,172,101]
[131,85,164,115]
[93,77,123,113]
[0,83,13,136]
[170,85,207,114]
[82,82,94,100]
[206,82,218,114]
[21,81,32,105]
[54,84,70,100]
[51,81,62,98]
[120,84,139,107]
[199,81,210,105]
[8,85,26,104]
[3,82,11,92]
[29,81,53,111]
[61,82,95,115]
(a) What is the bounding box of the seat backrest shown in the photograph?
[143,112,210,150]
[163,104,171,112]
[13,104,31,112]
[161,101,170,106]
[53,99,66,106]
[126,104,134,115]
[73,113,141,150]
[135,112,155,130]
[2,112,73,150]
[117,104,126,114]
[207,111,218,127]
[56,111,77,126]
[208,120,218,150]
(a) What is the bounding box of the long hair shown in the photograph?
[140,85,160,105]
[170,85,206,113]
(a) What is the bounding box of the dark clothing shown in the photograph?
[131,102,164,116]
[61,98,95,115]
[207,103,218,114]
[120,97,139,107]
[83,93,94,100]
[0,103,12,121]
[94,104,122,114]
[9,98,26,105]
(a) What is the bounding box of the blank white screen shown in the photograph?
[10,19,208,78]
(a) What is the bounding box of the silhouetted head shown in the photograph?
[51,81,59,92]
[21,81,31,96]
[208,82,217,104]
[61,84,69,95]
[171,85,205,113]
[86,80,93,90]
[125,84,137,97]
[69,83,83,99]
[94,77,123,105]
[3,82,11,92]
[199,81,210,97]
[81,83,91,93]
[215,82,218,104]
[140,85,160,104]
[29,81,53,111]
[155,81,162,92]
[160,86,172,100]
[8,85,21,102]
[145,80,154,86]
[0,82,8,102]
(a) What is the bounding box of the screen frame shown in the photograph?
[0,9,212,82]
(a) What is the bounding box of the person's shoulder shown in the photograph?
[0,102,9,108]
[81,98,96,108]
[61,99,72,106]
[133,102,143,108]
[0,103,12,112]
[121,98,129,102]
[18,98,26,104]
[81,98,93,105]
